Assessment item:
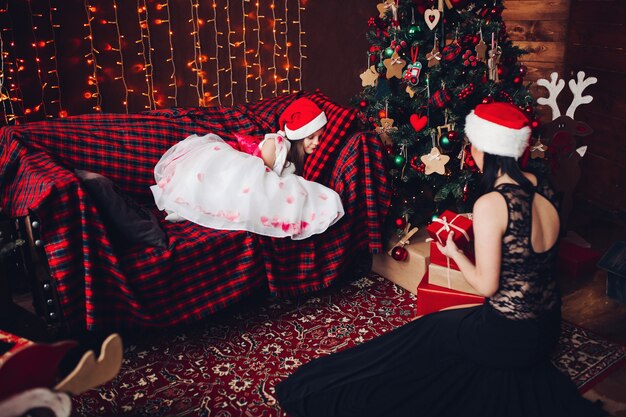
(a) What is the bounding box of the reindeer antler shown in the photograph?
[54,333,123,396]
[566,71,597,118]
[536,72,565,120]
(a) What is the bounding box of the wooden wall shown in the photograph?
[498,1,570,122]
[564,0,626,213]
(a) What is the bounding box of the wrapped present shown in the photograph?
[426,210,473,249]
[416,277,485,317]
[429,241,475,270]
[372,228,430,295]
[557,239,601,279]
[428,263,481,295]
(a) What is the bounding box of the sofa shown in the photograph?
[0,91,391,333]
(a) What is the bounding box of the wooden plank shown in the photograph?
[503,1,570,21]
[566,44,626,73]
[507,20,568,42]
[515,41,566,63]
[524,62,565,83]
[577,153,615,204]
[569,0,626,25]
[567,22,626,46]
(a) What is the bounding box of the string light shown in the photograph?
[0,30,17,124]
[83,1,102,112]
[283,0,290,93]
[47,0,64,117]
[1,0,309,123]
[296,0,304,90]
[0,3,25,124]
[160,1,178,106]
[111,0,129,113]
[270,0,279,95]
[253,0,264,99]
[189,0,206,106]
[224,0,236,105]
[210,0,222,106]
[136,1,156,110]
[241,0,250,102]
[26,0,48,117]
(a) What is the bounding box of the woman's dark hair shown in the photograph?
[479,152,533,195]
[285,140,307,175]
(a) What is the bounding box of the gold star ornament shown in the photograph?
[383,52,407,80]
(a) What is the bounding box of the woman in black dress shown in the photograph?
[274,102,607,417]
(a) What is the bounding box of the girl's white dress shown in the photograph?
[150,133,344,240]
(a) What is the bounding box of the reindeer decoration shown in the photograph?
[536,71,597,230]
[0,333,123,417]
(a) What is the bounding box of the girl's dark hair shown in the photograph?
[479,152,533,195]
[285,140,307,175]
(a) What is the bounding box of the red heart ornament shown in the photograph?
[410,114,428,132]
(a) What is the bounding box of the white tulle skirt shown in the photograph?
[150,134,344,240]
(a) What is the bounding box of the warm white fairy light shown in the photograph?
[111,1,129,113]
[137,1,156,110]
[158,1,178,106]
[241,0,250,102]
[0,5,25,122]
[209,0,222,106]
[188,0,204,105]
[270,0,280,95]
[46,1,64,116]
[224,0,236,105]
[295,0,304,90]
[0,33,18,124]
[253,0,265,99]
[282,0,290,93]
[26,0,48,117]
[83,1,102,112]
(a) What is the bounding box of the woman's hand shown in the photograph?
[436,231,462,259]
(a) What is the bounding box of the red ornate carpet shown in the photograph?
[72,274,626,417]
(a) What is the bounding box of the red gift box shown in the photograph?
[416,275,485,317]
[426,210,473,249]
[557,239,601,279]
[429,241,475,270]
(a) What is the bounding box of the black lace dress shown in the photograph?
[275,180,607,417]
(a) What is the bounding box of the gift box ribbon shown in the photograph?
[433,214,470,245]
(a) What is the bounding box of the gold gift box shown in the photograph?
[427,263,480,296]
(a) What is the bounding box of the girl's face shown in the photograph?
[470,144,484,173]
[302,128,324,154]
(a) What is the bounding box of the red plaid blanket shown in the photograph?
[0,92,391,331]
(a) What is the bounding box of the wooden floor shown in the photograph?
[561,203,626,416]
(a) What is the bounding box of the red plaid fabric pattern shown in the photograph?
[0,93,390,331]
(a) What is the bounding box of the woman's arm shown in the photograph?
[259,137,277,170]
[436,192,507,297]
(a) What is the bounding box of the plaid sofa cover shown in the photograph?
[0,91,391,331]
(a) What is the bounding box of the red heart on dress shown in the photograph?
[410,114,428,132]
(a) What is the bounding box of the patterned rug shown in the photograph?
[72,274,626,417]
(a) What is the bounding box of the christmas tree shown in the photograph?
[354,0,539,237]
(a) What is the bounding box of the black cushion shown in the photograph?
[75,169,167,248]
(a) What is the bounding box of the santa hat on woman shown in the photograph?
[279,98,327,140]
[464,102,532,159]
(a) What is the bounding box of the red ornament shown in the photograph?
[378,109,387,119]
[448,130,459,142]
[395,216,407,228]
[391,246,408,261]
[359,100,368,108]
[482,95,493,104]
[531,120,540,129]
[513,76,523,84]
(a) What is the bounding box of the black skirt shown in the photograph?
[275,304,607,417]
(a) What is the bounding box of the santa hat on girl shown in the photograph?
[464,102,532,159]
[279,98,327,140]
